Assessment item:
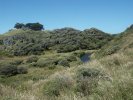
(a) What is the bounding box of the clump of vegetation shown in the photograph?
[66,55,77,62]
[58,59,70,67]
[26,55,38,63]
[17,66,28,74]
[14,22,44,31]
[77,68,101,79]
[36,58,59,67]
[0,65,18,76]
[10,59,23,65]
[43,73,73,97]
[74,68,102,95]
[0,64,28,76]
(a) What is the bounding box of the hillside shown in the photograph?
[0,28,112,56]
[95,25,133,58]
[0,26,133,100]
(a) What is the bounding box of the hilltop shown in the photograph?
[0,27,112,56]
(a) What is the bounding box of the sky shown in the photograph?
[0,0,133,34]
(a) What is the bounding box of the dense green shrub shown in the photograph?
[57,45,78,53]
[0,65,18,76]
[14,23,25,29]
[77,68,101,79]
[13,42,44,56]
[14,22,44,31]
[0,64,28,76]
[58,60,70,67]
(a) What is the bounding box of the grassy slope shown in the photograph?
[0,27,133,100]
[95,25,133,58]
[0,49,133,100]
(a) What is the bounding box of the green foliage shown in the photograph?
[75,77,98,96]
[73,51,85,58]
[66,55,77,62]
[75,68,102,95]
[77,68,101,79]
[96,45,120,58]
[0,50,12,57]
[58,59,70,67]
[95,25,133,58]
[0,65,18,76]
[57,45,78,53]
[0,64,28,77]
[43,74,72,97]
[1,27,112,56]
[36,58,59,67]
[25,23,44,31]
[14,22,44,31]
[14,23,25,29]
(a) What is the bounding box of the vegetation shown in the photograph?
[0,25,133,100]
[0,64,28,76]
[95,24,133,58]
[0,27,112,56]
[14,22,44,31]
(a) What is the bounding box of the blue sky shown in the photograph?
[0,0,133,34]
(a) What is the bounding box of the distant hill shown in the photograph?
[0,28,112,56]
[95,24,133,58]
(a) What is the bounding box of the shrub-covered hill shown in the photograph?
[0,28,112,56]
[95,24,133,58]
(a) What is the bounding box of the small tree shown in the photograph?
[25,23,44,31]
[14,22,44,31]
[14,23,25,29]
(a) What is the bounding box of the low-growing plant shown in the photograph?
[58,59,70,67]
[0,64,28,77]
[77,68,101,79]
[36,58,59,67]
[75,68,102,95]
[73,51,85,58]
[0,64,18,76]
[26,55,38,63]
[17,66,28,74]
[75,77,98,96]
[66,55,77,62]
[10,59,23,65]
[43,74,73,97]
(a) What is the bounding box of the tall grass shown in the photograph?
[0,49,133,100]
